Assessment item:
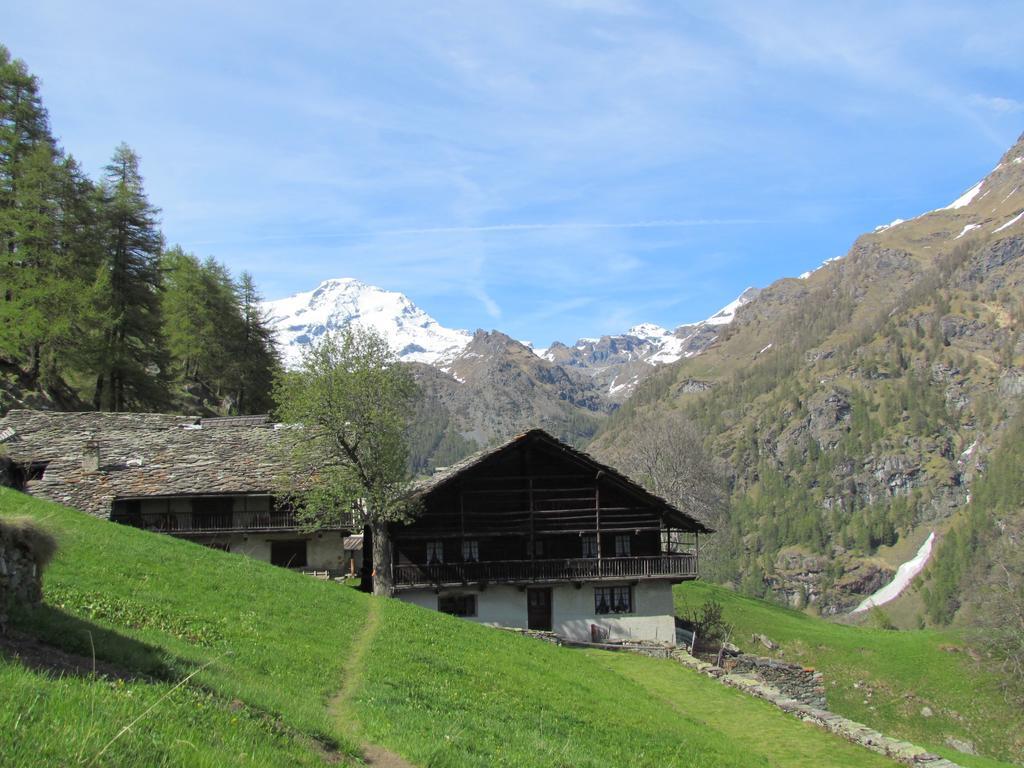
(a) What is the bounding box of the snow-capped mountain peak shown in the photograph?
[262,278,472,368]
[627,322,672,340]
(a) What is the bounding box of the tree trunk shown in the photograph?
[92,373,104,411]
[27,342,41,386]
[370,519,395,597]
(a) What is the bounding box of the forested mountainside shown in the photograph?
[0,47,280,417]
[592,134,1024,622]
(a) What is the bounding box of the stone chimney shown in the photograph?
[82,437,101,473]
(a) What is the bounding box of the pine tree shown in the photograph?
[0,48,98,388]
[230,272,280,414]
[0,46,55,373]
[161,247,235,385]
[89,144,169,411]
[161,251,280,414]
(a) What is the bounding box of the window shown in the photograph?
[614,534,632,557]
[192,496,234,530]
[426,540,444,564]
[270,539,307,568]
[22,461,48,481]
[581,534,597,558]
[462,539,479,562]
[439,594,477,617]
[531,538,546,558]
[594,586,633,614]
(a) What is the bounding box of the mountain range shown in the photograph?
[263,275,758,402]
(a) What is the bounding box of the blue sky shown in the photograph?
[6,1,1024,346]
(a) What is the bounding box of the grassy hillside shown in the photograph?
[675,582,1022,766]
[2,488,908,768]
[1,489,367,767]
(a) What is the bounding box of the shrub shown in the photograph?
[688,598,733,648]
[0,516,58,568]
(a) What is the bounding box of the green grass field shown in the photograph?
[0,487,1013,767]
[675,581,1022,767]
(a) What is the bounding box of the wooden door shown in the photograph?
[527,587,552,631]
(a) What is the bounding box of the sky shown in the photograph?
[6,1,1024,346]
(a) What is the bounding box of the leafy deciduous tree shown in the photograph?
[274,326,420,595]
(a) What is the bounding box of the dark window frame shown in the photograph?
[614,534,632,557]
[594,585,633,615]
[426,540,445,564]
[438,594,477,617]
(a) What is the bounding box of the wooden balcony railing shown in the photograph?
[392,554,697,588]
[119,510,303,534]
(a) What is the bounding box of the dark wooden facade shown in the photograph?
[390,430,709,589]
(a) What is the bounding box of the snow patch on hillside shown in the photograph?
[955,223,981,240]
[851,532,935,614]
[799,254,845,280]
[994,210,1024,233]
[874,218,906,233]
[943,180,984,210]
[703,290,753,326]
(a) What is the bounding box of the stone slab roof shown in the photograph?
[0,410,295,518]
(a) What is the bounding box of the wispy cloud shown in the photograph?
[188,217,767,246]
[971,95,1024,114]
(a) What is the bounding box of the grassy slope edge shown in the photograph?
[675,582,1022,767]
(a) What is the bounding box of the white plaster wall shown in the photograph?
[208,532,347,570]
[554,580,675,643]
[395,579,677,643]
[399,589,438,611]
[307,533,348,570]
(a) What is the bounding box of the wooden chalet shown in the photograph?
[385,429,711,642]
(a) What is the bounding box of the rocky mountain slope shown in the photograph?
[544,288,759,401]
[592,133,1024,617]
[409,330,609,469]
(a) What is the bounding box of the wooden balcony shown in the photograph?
[116,510,312,535]
[392,554,697,588]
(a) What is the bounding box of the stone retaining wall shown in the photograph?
[562,640,673,658]
[723,654,827,709]
[495,626,563,644]
[670,648,964,768]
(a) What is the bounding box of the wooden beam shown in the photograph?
[528,476,535,561]
[459,481,465,540]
